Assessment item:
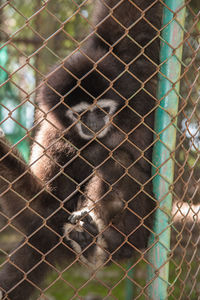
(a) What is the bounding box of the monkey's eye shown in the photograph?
[96,106,110,115]
[102,106,111,114]
[72,112,79,119]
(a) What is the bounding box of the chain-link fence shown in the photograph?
[0,0,199,299]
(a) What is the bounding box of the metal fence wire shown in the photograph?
[0,0,199,299]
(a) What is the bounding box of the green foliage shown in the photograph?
[2,0,93,74]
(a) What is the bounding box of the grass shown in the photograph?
[0,232,199,299]
[43,262,127,300]
[42,258,200,300]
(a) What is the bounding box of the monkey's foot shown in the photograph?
[64,209,107,268]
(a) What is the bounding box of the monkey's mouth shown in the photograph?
[77,121,111,140]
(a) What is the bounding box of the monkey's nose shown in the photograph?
[81,122,104,136]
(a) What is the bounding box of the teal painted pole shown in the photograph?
[0,46,30,161]
[125,262,135,300]
[147,1,186,299]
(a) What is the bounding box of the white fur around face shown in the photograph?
[65,99,117,140]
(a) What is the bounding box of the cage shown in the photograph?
[0,0,199,299]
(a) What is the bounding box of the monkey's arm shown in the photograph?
[0,135,53,233]
[0,135,75,299]
[64,147,155,265]
[92,0,161,62]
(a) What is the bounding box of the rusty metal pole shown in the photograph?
[147,1,186,299]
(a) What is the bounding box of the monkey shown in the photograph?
[0,0,161,299]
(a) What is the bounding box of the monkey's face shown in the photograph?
[65,99,117,140]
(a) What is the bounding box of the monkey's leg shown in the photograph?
[98,156,155,258]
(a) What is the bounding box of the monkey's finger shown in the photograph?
[82,220,99,237]
[69,230,93,249]
[82,214,93,224]
[68,214,78,224]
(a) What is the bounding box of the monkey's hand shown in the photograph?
[64,209,99,255]
[64,209,107,268]
[68,208,92,225]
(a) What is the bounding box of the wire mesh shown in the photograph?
[0,0,199,299]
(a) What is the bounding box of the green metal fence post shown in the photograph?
[147,1,186,299]
[0,46,30,161]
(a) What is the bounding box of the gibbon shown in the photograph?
[0,0,161,299]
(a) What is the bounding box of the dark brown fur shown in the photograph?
[0,1,161,299]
